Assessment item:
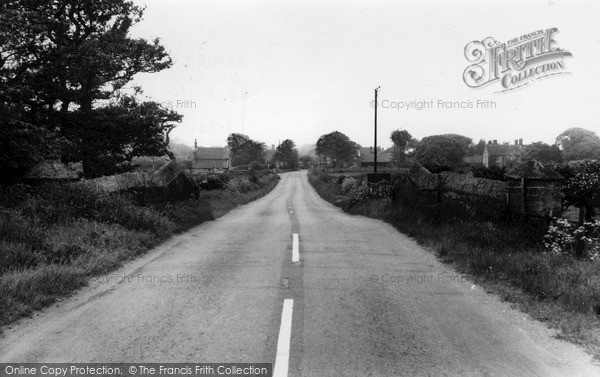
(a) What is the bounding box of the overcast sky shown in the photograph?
[129,0,600,150]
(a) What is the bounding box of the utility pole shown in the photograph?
[374,86,380,173]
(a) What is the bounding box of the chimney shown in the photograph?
[515,139,518,145]
[194,139,197,149]
[519,138,523,146]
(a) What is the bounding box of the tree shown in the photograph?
[2,0,171,114]
[415,134,473,168]
[555,161,600,220]
[390,129,416,163]
[523,142,563,163]
[226,133,265,166]
[0,0,177,178]
[315,131,360,168]
[239,140,266,165]
[298,154,314,168]
[64,95,181,177]
[227,133,250,154]
[467,139,486,155]
[273,139,299,169]
[556,127,600,161]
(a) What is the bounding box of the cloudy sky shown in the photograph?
[129,0,600,150]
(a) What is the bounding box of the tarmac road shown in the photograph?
[1,171,599,376]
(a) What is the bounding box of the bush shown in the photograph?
[155,199,214,232]
[544,218,600,260]
[196,174,229,190]
[224,175,253,193]
[472,165,507,181]
[340,177,358,194]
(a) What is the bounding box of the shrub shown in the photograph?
[544,218,600,260]
[472,165,507,181]
[196,174,228,190]
[343,178,392,203]
[224,175,253,193]
[154,199,214,232]
[340,177,358,194]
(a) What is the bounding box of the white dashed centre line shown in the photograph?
[273,299,294,377]
[292,234,299,263]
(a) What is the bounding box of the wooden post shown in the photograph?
[521,177,527,216]
[374,87,379,174]
[578,207,586,225]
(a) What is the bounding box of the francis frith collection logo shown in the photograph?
[463,27,572,92]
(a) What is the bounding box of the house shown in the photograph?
[192,140,231,173]
[483,139,524,168]
[358,147,393,168]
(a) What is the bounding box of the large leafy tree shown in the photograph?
[467,139,486,155]
[226,133,265,166]
[390,129,416,163]
[415,134,473,168]
[239,140,266,165]
[273,139,299,169]
[227,133,250,154]
[64,95,181,177]
[1,0,178,178]
[315,131,360,168]
[556,127,600,161]
[523,142,563,163]
[298,154,314,168]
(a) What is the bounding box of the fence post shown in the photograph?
[578,207,586,225]
[521,177,527,217]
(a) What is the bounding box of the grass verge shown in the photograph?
[308,170,600,359]
[0,173,280,330]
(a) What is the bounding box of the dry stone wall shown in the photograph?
[76,161,198,203]
[393,163,562,221]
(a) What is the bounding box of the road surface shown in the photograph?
[1,171,599,376]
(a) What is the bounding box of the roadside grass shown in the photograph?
[308,171,600,359]
[0,173,280,330]
[198,177,280,218]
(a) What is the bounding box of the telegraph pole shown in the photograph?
[374,86,380,173]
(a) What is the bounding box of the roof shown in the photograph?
[359,148,392,163]
[192,147,230,170]
[23,159,79,180]
[506,160,564,181]
[194,147,230,160]
[485,144,523,156]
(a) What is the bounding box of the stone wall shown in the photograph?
[438,171,507,220]
[76,161,198,203]
[507,179,562,218]
[392,163,562,221]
